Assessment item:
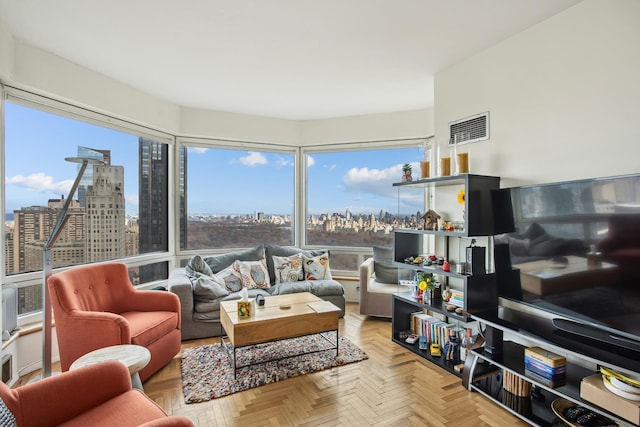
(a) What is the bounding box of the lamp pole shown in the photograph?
[42,157,103,378]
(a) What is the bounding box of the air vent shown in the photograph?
[449,112,489,145]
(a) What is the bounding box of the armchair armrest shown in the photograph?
[9,361,132,427]
[124,289,181,315]
[359,257,375,299]
[139,417,196,427]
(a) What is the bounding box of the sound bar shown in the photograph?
[552,318,640,353]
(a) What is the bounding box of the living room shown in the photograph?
[1,1,639,425]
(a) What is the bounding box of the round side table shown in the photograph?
[70,344,151,390]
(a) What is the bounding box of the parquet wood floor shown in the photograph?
[18,302,528,426]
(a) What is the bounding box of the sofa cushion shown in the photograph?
[185,254,213,278]
[270,280,343,297]
[233,259,270,289]
[265,245,327,285]
[272,253,304,284]
[302,253,332,280]
[192,275,229,301]
[204,244,265,274]
[213,265,243,293]
[270,281,311,295]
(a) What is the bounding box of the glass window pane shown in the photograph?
[306,147,424,248]
[181,145,295,249]
[3,102,169,274]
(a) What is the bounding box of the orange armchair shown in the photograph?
[0,361,194,427]
[47,262,181,382]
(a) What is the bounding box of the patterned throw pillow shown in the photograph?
[302,253,332,280]
[213,264,243,293]
[272,253,304,284]
[233,259,271,289]
[0,398,16,427]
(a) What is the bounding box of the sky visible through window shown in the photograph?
[5,102,425,218]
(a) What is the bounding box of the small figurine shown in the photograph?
[422,209,441,231]
[402,163,413,182]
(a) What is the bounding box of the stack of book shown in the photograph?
[448,289,464,308]
[410,312,465,348]
[524,346,566,388]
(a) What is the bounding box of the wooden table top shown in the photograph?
[220,292,340,348]
[70,344,151,375]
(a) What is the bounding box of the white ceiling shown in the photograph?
[0,0,582,120]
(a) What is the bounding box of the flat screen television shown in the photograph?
[493,173,640,372]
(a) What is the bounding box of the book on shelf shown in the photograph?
[448,289,464,308]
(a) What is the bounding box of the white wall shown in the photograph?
[434,0,640,188]
[299,108,433,145]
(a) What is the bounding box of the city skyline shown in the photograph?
[4,102,425,218]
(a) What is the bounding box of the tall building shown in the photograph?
[12,198,85,273]
[3,224,14,275]
[76,146,110,208]
[138,138,171,283]
[85,165,126,262]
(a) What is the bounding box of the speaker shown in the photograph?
[484,325,503,355]
[2,284,18,341]
[466,246,486,275]
[491,188,515,234]
[494,243,512,271]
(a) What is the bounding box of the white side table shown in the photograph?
[70,344,151,390]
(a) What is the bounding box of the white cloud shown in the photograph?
[342,164,402,198]
[239,151,267,166]
[324,164,337,171]
[275,156,294,168]
[6,173,73,194]
[307,156,315,167]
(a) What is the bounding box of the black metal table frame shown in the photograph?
[219,325,339,379]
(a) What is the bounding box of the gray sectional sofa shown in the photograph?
[168,244,346,341]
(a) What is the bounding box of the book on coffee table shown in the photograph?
[307,301,340,313]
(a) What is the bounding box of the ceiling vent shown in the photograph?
[449,112,489,145]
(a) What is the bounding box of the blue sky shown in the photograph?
[4,102,424,217]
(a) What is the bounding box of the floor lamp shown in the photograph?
[42,156,104,378]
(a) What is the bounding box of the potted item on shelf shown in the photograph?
[402,163,413,181]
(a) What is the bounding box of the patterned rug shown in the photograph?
[181,333,368,403]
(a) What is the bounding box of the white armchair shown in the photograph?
[359,257,400,318]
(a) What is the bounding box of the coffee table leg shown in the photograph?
[336,330,339,357]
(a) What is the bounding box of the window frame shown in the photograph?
[1,87,176,325]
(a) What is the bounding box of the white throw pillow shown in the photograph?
[302,253,332,280]
[233,259,271,289]
[213,264,243,293]
[272,253,304,284]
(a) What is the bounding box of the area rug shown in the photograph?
[181,333,367,403]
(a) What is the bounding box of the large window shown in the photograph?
[305,146,425,249]
[181,143,295,250]
[3,100,171,315]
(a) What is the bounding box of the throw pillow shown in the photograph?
[204,244,265,274]
[264,244,328,286]
[0,398,16,427]
[213,264,243,293]
[233,259,271,289]
[302,253,332,280]
[185,254,214,278]
[272,253,304,284]
[193,275,230,301]
[372,246,399,284]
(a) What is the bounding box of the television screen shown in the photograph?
[495,173,640,363]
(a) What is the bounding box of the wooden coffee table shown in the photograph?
[514,255,620,296]
[219,292,341,378]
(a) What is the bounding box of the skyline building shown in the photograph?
[76,146,111,208]
[85,164,126,262]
